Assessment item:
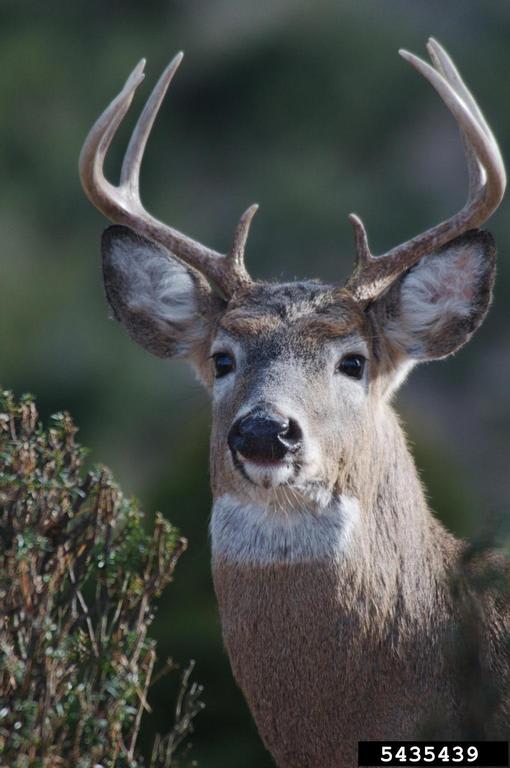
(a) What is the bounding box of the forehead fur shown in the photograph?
[219,281,367,340]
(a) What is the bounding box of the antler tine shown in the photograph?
[426,38,506,206]
[427,39,495,146]
[79,59,146,215]
[79,54,255,298]
[346,41,506,304]
[120,53,183,195]
[228,204,259,272]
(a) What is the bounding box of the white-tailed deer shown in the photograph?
[80,40,509,766]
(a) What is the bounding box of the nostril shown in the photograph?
[277,417,302,452]
[228,419,244,451]
[276,417,290,436]
[238,416,258,436]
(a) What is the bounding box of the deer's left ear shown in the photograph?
[372,230,496,361]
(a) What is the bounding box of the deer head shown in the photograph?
[80,39,505,541]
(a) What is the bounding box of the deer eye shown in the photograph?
[212,352,235,378]
[337,354,366,380]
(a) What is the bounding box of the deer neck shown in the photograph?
[211,403,456,619]
[210,404,459,762]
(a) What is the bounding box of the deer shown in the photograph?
[79,39,509,767]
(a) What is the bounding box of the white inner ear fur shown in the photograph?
[111,237,199,326]
[384,241,486,358]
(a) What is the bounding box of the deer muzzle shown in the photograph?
[228,409,303,464]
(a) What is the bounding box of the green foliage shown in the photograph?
[0,391,203,768]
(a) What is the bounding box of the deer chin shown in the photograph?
[236,456,296,489]
[228,450,334,512]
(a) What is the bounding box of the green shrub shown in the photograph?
[0,391,203,768]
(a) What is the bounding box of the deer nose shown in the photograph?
[228,411,302,463]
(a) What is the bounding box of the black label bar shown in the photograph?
[358,741,509,767]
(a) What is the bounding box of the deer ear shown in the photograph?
[101,225,217,359]
[374,230,496,362]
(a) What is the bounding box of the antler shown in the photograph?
[346,38,506,304]
[79,53,257,297]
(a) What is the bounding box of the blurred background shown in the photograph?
[1,0,509,764]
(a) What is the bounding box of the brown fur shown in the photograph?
[213,407,509,765]
[101,226,509,766]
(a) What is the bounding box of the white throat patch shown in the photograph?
[210,493,360,565]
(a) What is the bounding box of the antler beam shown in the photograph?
[79,53,256,297]
[346,38,506,304]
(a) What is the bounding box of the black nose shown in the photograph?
[228,411,302,463]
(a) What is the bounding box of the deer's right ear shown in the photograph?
[101,225,220,359]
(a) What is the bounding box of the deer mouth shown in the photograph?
[231,450,298,489]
